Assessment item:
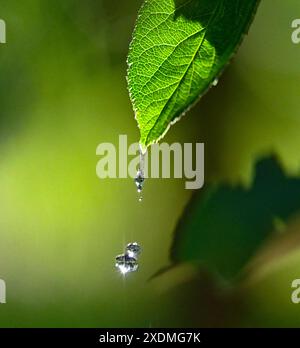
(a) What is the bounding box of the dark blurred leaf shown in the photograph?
[171,157,300,279]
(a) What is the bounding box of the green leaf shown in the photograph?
[170,157,300,280]
[127,0,260,150]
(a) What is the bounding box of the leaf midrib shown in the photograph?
[145,0,223,144]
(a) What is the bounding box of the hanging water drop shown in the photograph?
[115,254,138,275]
[134,145,147,197]
[134,169,144,193]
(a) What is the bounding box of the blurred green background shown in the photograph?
[0,0,300,327]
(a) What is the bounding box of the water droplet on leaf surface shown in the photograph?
[212,78,219,86]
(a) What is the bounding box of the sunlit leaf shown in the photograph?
[127,0,260,149]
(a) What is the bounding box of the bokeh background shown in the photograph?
[0,0,300,327]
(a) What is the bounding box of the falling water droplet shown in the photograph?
[212,78,219,87]
[115,254,138,275]
[135,169,144,193]
[134,145,147,198]
[126,242,141,258]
